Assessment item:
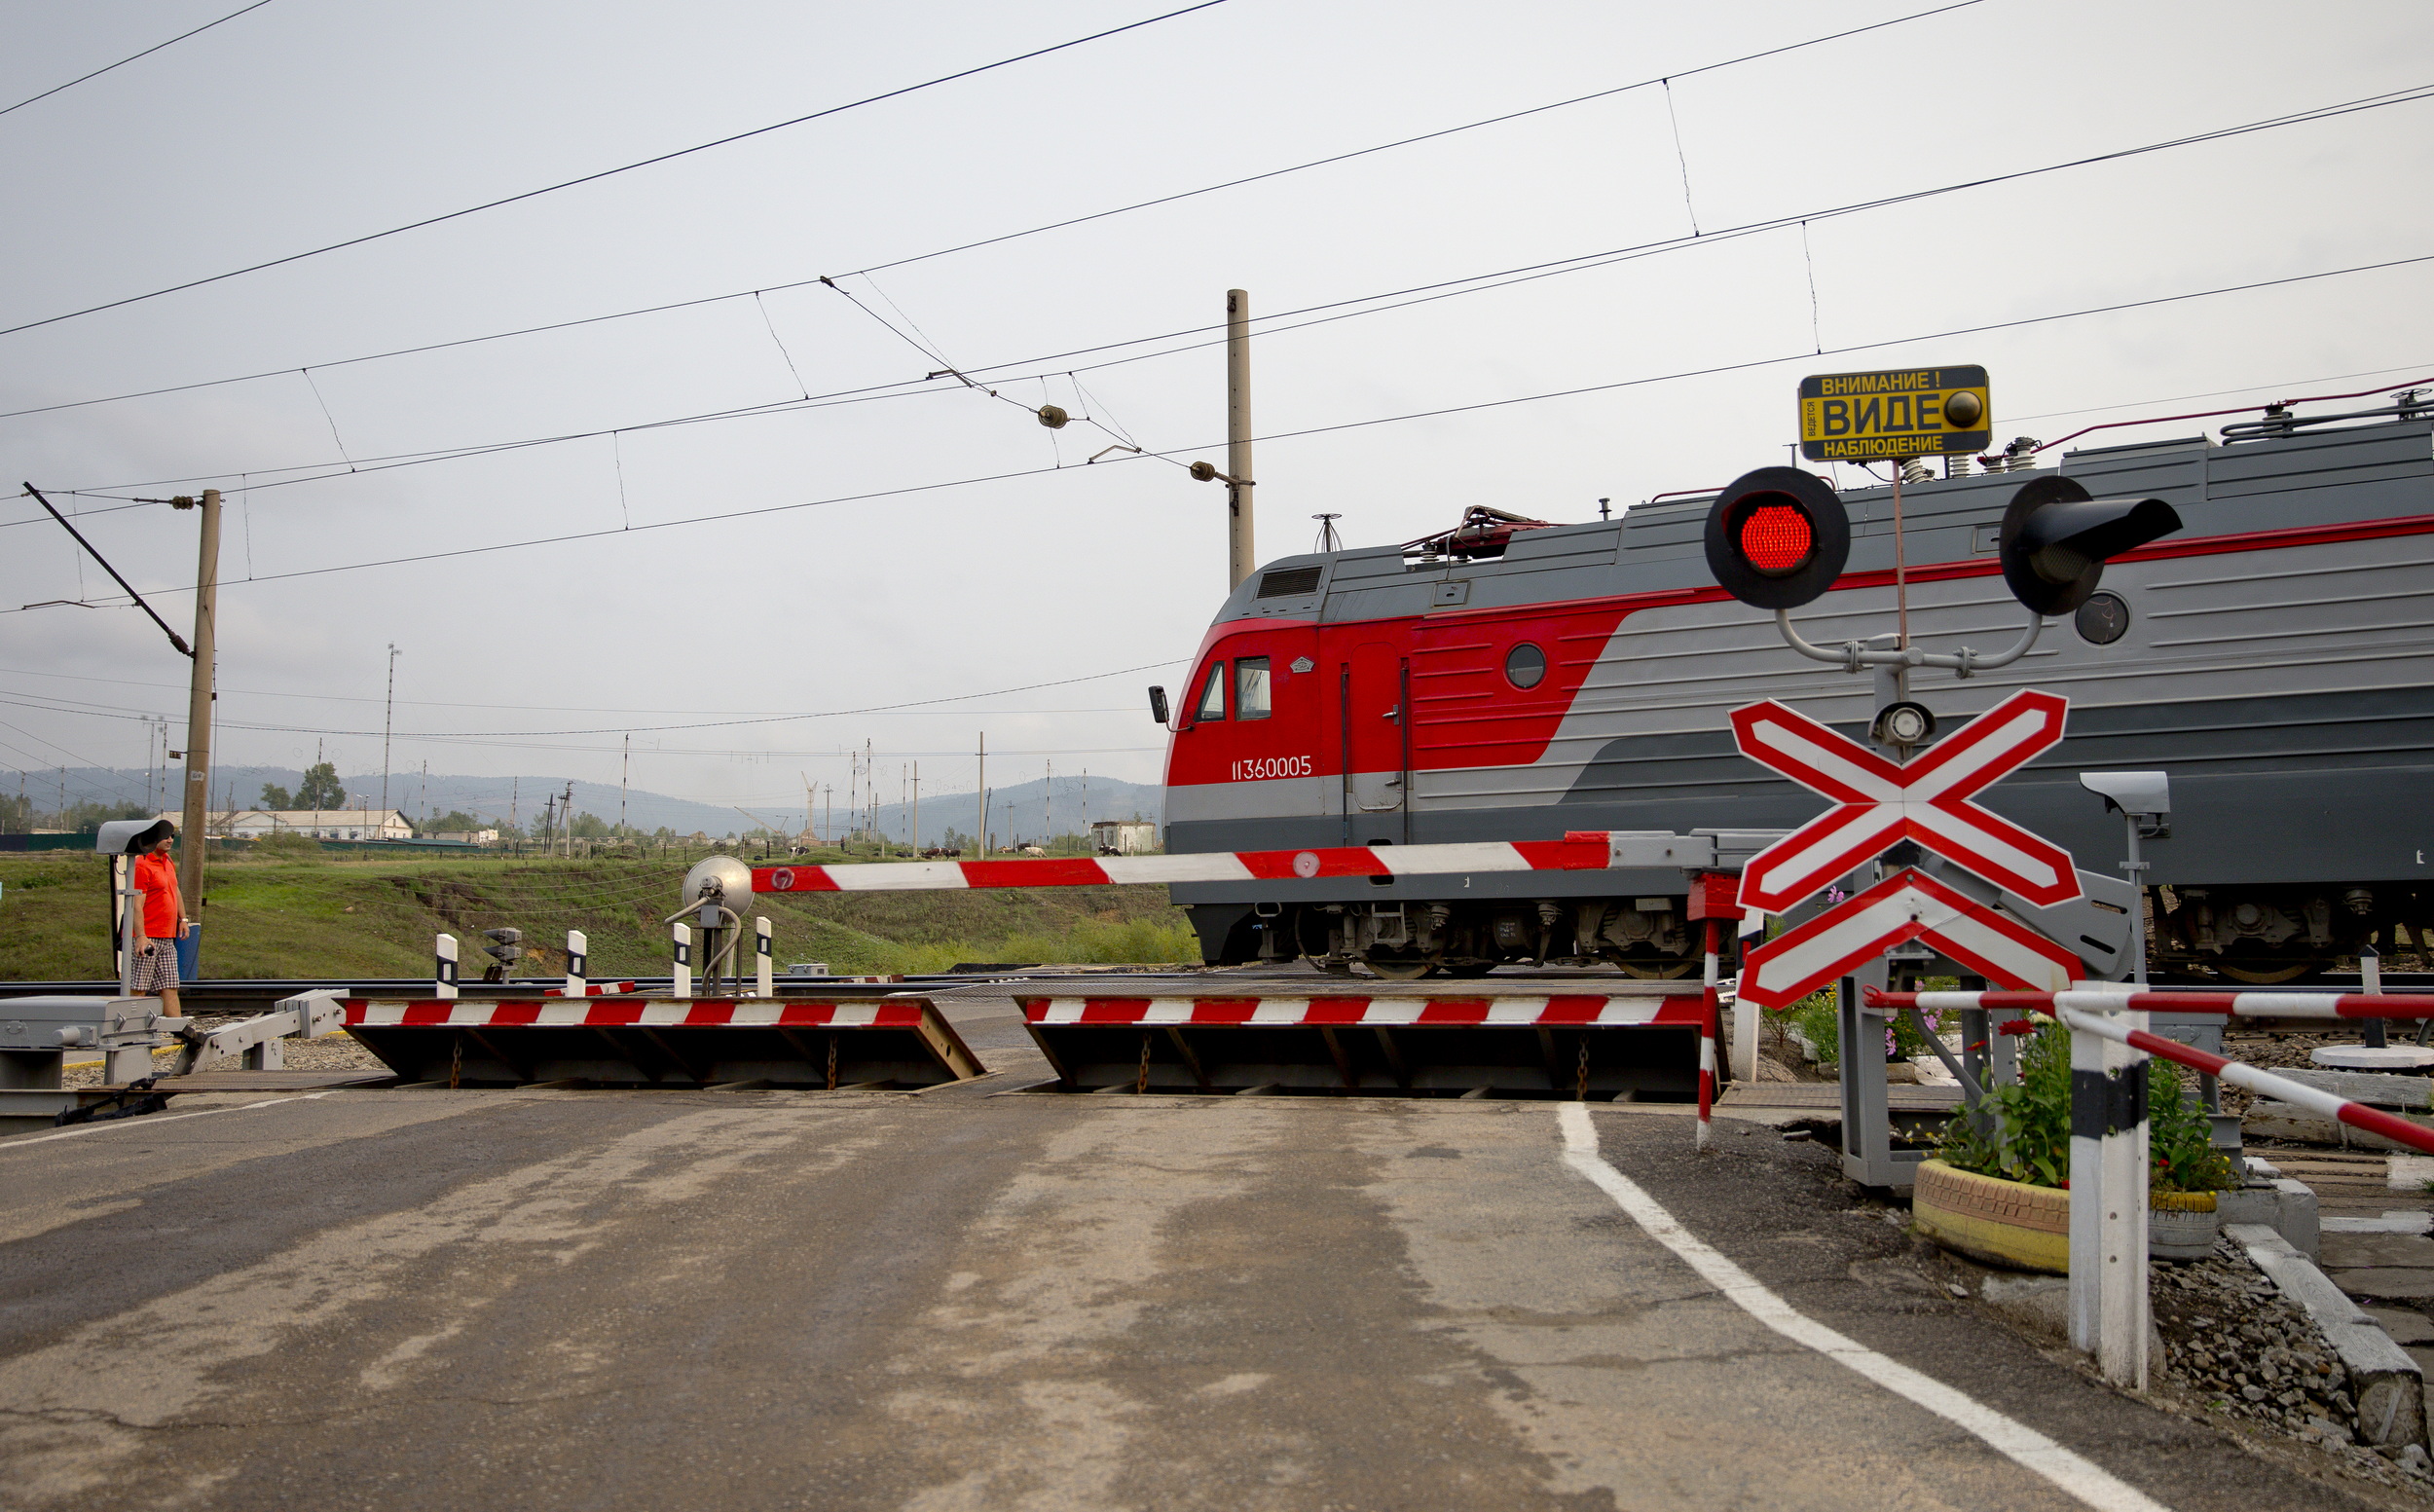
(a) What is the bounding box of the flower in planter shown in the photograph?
[1936,1022,2235,1196]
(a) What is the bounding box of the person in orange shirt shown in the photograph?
[126,820,190,1019]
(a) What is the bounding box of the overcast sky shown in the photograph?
[3,0,2429,826]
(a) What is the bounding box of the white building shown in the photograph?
[158,809,413,841]
[1090,820,1159,856]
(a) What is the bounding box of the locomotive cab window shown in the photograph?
[1504,643,1547,690]
[1194,662,1228,721]
[1235,657,1272,719]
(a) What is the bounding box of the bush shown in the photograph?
[1936,1019,2236,1194]
[2150,1057,2236,1193]
[1937,1019,2072,1188]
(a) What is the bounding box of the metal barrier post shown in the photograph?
[120,875,145,999]
[565,929,587,997]
[434,933,460,1000]
[1696,918,1719,1149]
[671,922,693,998]
[1836,957,1906,1187]
[1732,912,1763,1082]
[2363,945,2387,1049]
[755,916,774,998]
[2068,998,2150,1387]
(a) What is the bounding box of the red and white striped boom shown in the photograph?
[1867,987,2434,1158]
[1871,988,2434,1021]
[753,834,1639,894]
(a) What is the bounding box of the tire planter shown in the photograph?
[1912,1159,2069,1273]
[2149,1190,2221,1261]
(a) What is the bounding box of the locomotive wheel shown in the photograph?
[2215,958,2316,985]
[1444,961,1500,978]
[1363,954,1440,981]
[1614,956,1700,980]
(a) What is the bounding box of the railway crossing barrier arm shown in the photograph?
[170,989,346,1076]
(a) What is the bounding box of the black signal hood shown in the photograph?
[1998,477,2182,616]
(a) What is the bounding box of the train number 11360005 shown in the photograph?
[1230,756,1313,782]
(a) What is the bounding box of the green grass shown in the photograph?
[0,853,1201,980]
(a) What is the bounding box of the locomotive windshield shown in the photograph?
[1235,657,1271,719]
[1194,662,1227,721]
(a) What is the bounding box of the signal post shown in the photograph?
[1710,364,2183,1385]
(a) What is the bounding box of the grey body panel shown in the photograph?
[1169,419,2434,906]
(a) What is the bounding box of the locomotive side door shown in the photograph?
[1344,641,1409,827]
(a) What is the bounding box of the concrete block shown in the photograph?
[2325,1212,2434,1235]
[2276,1178,2320,1261]
[2245,1100,2434,1155]
[2321,1233,2434,1269]
[2330,1270,2434,1301]
[2279,1067,2434,1109]
[2373,1308,2434,1346]
[2230,1223,2425,1450]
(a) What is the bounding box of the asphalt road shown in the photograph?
[0,1074,2389,1511]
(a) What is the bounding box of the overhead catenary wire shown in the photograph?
[15,245,2432,613]
[0,655,1190,740]
[0,0,2002,424]
[0,2,1234,341]
[0,660,1146,719]
[0,1,274,121]
[20,78,2433,510]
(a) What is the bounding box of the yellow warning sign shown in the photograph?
[1798,365,1990,461]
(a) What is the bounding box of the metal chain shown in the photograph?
[828,1033,838,1091]
[1137,1033,1153,1095]
[450,1034,462,1091]
[1575,1036,1590,1102]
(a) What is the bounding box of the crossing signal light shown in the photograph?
[1998,477,2182,615]
[1704,466,1851,609]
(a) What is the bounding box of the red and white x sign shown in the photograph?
[1733,688,2081,915]
[1736,867,2080,1010]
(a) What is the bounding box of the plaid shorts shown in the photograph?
[129,940,181,993]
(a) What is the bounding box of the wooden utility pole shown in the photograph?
[1226,289,1255,589]
[176,489,221,907]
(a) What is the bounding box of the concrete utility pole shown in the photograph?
[1227,288,1255,590]
[176,489,221,908]
[381,644,399,819]
[911,761,920,854]
[562,780,574,858]
[977,733,986,857]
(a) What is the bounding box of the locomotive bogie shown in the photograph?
[1272,896,1702,979]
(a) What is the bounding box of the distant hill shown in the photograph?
[25,765,1162,842]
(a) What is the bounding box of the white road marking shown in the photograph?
[1556,1104,2171,1512]
[0,1091,335,1151]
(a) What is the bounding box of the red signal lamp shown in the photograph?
[1738,503,1815,574]
[1704,467,1850,609]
